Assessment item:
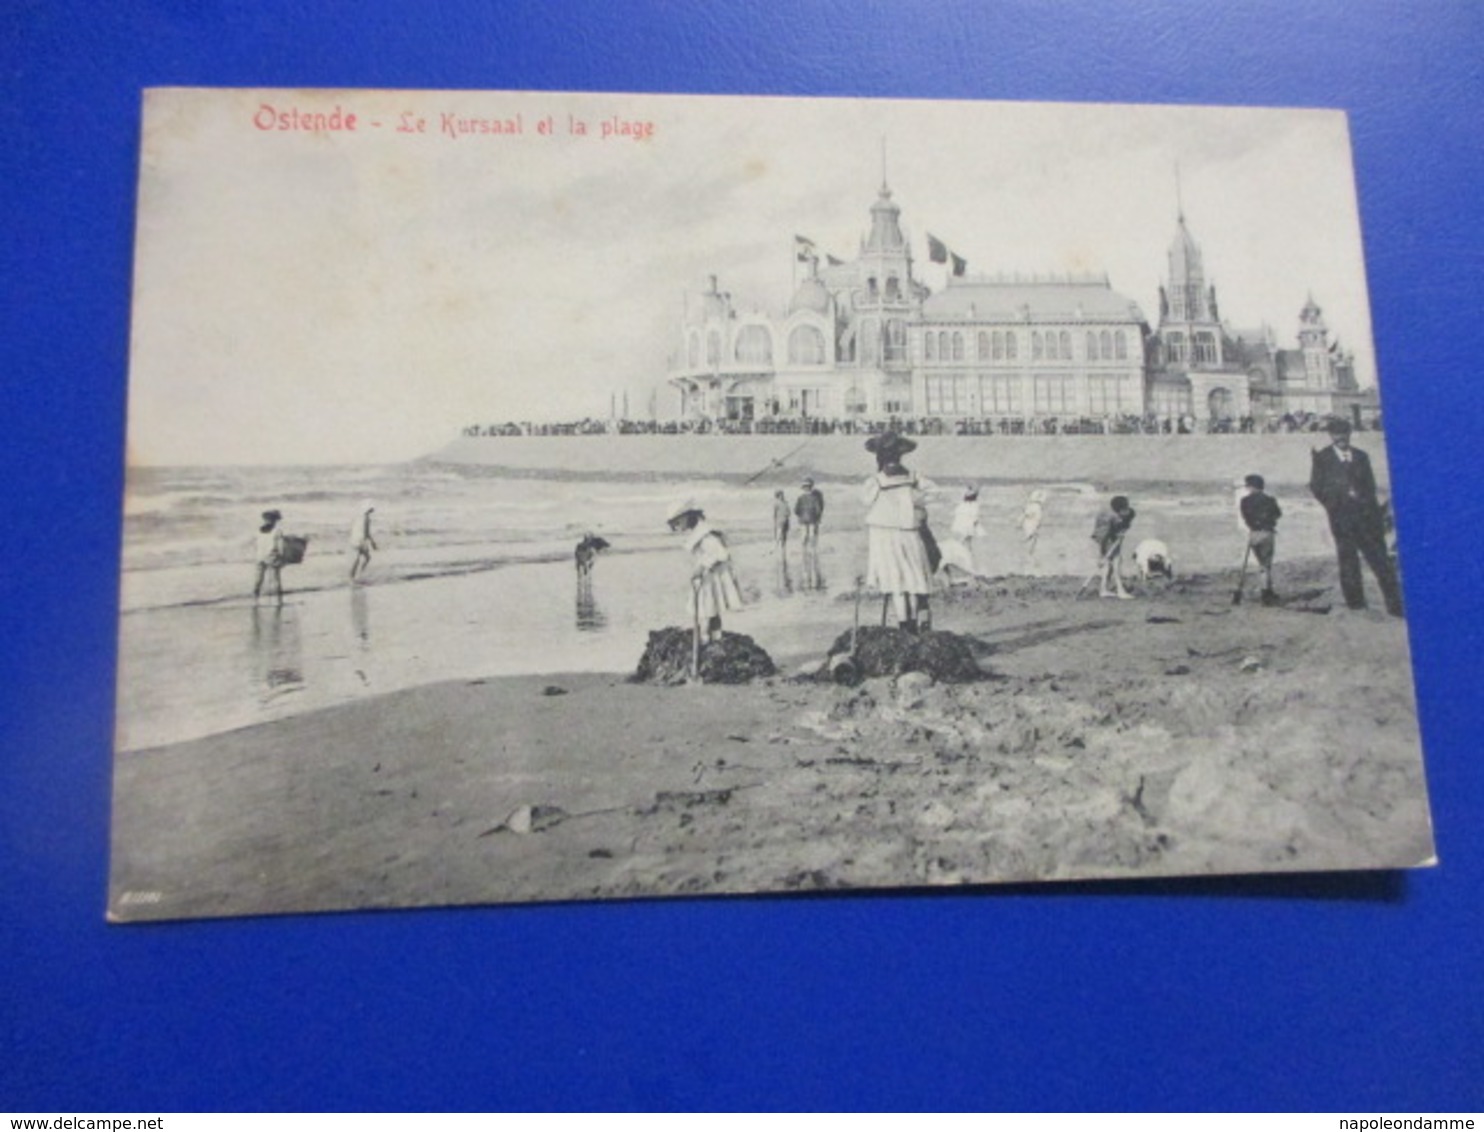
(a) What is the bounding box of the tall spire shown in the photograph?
[881,136,888,193]
[1175,161,1184,223]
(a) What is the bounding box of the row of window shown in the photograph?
[689,325,830,368]
[922,373,1136,416]
[924,328,1130,363]
[1162,330,1219,365]
[687,322,1134,370]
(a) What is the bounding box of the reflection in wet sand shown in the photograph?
[773,554,793,597]
[251,606,304,703]
[575,576,607,632]
[350,585,371,649]
[800,545,826,593]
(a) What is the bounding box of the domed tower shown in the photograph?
[853,180,918,373]
[787,273,832,319]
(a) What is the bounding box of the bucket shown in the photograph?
[828,652,862,686]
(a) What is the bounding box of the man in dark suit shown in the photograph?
[1309,418,1404,616]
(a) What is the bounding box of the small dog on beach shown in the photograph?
[1132,538,1175,582]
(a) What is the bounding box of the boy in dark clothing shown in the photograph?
[794,478,825,549]
[1091,495,1136,599]
[1239,473,1283,605]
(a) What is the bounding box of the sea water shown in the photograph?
[116,461,1339,750]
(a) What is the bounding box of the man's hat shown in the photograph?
[1326,417,1353,436]
[963,484,979,500]
[1244,474,1265,489]
[864,431,916,458]
[262,509,282,522]
[1111,495,1131,511]
[801,477,814,488]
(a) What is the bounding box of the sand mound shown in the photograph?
[633,628,777,686]
[823,626,983,683]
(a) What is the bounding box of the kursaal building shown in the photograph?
[668,182,1363,426]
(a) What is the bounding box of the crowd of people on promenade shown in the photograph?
[463,410,1381,441]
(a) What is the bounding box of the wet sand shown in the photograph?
[108,554,1434,922]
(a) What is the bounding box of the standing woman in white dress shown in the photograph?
[863,432,934,631]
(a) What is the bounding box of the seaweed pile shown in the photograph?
[633,628,777,685]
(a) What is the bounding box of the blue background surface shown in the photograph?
[3,1,1482,1111]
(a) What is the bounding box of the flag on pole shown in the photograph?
[951,252,967,277]
[794,234,817,263]
[927,233,948,264]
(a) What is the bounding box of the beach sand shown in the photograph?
[108,554,1434,922]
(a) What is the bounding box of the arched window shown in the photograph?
[1166,332,1186,364]
[734,325,772,365]
[688,332,700,368]
[992,331,1004,361]
[1032,331,1044,360]
[1006,332,1018,360]
[1194,332,1218,365]
[1059,330,1072,359]
[951,332,964,361]
[885,276,901,302]
[885,319,907,362]
[1045,332,1057,360]
[788,325,826,365]
[1114,330,1127,360]
[706,330,721,366]
[1100,330,1112,360]
[1086,332,1099,360]
[860,318,880,364]
[978,331,990,360]
[938,331,950,359]
[924,332,937,361]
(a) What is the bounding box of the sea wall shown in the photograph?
[430,431,1392,489]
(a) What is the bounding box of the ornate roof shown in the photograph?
[922,277,1145,323]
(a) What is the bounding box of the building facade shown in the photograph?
[1146,211,1362,425]
[668,183,1364,427]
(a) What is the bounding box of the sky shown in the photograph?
[127,89,1376,465]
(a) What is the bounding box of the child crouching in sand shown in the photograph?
[667,499,743,644]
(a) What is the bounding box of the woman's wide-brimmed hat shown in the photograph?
[262,509,282,522]
[864,431,916,458]
[666,498,703,524]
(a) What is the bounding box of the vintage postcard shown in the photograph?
[110,88,1434,921]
